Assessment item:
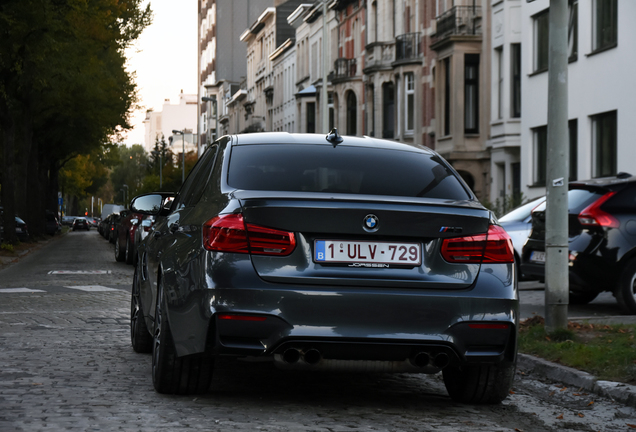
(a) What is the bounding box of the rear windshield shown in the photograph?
[228,144,471,200]
[533,188,603,214]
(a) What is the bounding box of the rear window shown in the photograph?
[228,144,470,200]
[533,189,603,214]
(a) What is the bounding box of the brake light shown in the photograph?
[202,213,296,256]
[441,225,514,264]
[578,191,619,228]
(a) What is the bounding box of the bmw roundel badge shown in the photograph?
[363,214,380,232]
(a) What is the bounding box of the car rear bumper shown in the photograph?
[164,256,518,369]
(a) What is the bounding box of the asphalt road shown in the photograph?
[1,231,636,431]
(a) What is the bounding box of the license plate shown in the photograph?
[314,240,421,266]
[530,251,546,263]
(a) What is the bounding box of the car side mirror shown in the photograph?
[130,193,176,215]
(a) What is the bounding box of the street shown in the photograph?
[1,231,636,431]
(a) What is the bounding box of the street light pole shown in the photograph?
[122,184,128,206]
[321,0,329,133]
[172,129,185,184]
[151,150,163,188]
[545,0,569,332]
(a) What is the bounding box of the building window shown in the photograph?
[405,73,415,134]
[443,57,450,136]
[307,102,316,133]
[569,0,578,61]
[464,54,479,134]
[346,91,357,136]
[569,119,578,181]
[534,3,578,72]
[592,110,617,178]
[534,10,549,73]
[382,82,395,139]
[511,44,521,118]
[593,0,617,52]
[533,125,548,186]
[495,47,503,120]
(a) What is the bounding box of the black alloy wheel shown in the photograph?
[125,237,134,265]
[130,265,152,353]
[152,277,215,394]
[115,235,125,262]
[616,258,636,314]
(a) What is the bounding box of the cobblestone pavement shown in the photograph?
[1,232,636,431]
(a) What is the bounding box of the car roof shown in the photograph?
[231,132,435,155]
[570,173,635,189]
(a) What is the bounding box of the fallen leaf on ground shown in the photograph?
[588,401,594,406]
[578,413,585,418]
[556,414,564,420]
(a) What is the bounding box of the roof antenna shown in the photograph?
[325,128,343,147]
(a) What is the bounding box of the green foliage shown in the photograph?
[519,317,636,384]
[1,243,15,253]
[0,0,152,236]
[110,144,150,205]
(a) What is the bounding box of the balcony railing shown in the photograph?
[434,6,482,41]
[364,42,395,71]
[332,58,357,80]
[395,33,422,62]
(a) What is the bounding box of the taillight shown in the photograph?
[202,213,296,256]
[578,191,619,228]
[441,225,514,264]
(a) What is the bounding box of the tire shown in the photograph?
[569,290,599,305]
[443,363,515,404]
[616,258,636,314]
[130,265,152,353]
[152,278,214,394]
[125,237,134,265]
[115,235,125,262]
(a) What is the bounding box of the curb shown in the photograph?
[518,353,636,408]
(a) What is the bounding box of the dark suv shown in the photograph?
[521,173,636,313]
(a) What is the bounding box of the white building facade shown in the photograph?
[142,92,198,155]
[521,0,635,201]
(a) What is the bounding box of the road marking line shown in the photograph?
[48,270,112,274]
[64,285,120,292]
[0,288,47,293]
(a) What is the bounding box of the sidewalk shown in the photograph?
[518,353,636,408]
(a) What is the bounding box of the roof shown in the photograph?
[230,132,435,154]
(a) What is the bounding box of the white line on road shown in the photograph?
[0,288,47,293]
[63,285,121,292]
[48,270,112,274]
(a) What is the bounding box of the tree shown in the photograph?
[0,0,152,242]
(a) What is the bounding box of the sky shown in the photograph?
[123,0,198,146]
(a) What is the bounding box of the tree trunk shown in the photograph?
[1,112,19,244]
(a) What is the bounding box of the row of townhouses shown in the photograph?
[196,0,634,204]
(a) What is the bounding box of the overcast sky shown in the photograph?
[123,0,198,146]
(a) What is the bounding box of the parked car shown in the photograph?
[129,132,518,403]
[61,216,77,226]
[114,211,143,264]
[521,173,636,312]
[108,212,121,244]
[498,196,546,279]
[72,217,90,231]
[45,212,62,235]
[0,207,29,242]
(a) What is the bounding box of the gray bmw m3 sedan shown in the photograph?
[129,131,518,403]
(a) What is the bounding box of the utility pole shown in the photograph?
[545,0,569,332]
[321,0,329,133]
